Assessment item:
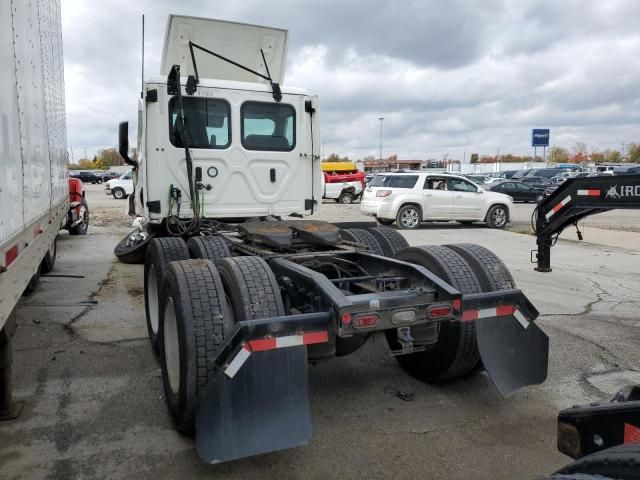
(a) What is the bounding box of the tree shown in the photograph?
[571,142,588,163]
[97,148,124,167]
[550,147,570,163]
[323,153,352,163]
[469,153,479,164]
[627,143,640,163]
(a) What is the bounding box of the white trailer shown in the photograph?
[0,0,68,420]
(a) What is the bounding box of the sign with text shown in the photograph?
[531,129,550,147]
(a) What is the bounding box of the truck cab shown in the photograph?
[128,16,321,225]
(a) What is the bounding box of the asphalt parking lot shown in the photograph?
[1,185,640,480]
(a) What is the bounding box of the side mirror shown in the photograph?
[477,187,484,193]
[119,121,138,169]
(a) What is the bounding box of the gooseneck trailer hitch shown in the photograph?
[533,174,640,271]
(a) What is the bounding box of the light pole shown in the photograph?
[378,117,384,167]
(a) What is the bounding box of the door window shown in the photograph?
[424,177,448,190]
[447,178,478,192]
[168,97,231,149]
[241,101,296,151]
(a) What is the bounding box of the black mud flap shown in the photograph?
[476,315,549,397]
[195,346,312,464]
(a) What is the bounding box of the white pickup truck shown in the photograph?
[321,174,364,204]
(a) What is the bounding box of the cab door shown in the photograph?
[422,176,454,219]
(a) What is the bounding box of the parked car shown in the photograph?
[69,170,103,184]
[523,168,565,179]
[360,172,513,229]
[465,174,490,184]
[500,170,520,179]
[490,181,544,203]
[520,176,553,190]
[104,170,134,199]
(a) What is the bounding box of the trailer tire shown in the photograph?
[41,236,57,273]
[159,259,233,434]
[366,227,409,257]
[386,245,483,382]
[341,228,385,255]
[69,198,89,235]
[215,256,285,321]
[552,442,640,480]
[187,236,231,261]
[145,237,190,355]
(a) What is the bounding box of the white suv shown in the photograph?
[360,172,513,229]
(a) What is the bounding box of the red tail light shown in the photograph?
[353,314,379,329]
[376,190,392,197]
[427,304,453,319]
[341,312,352,326]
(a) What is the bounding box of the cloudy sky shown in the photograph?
[61,0,640,162]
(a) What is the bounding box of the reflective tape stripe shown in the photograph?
[545,195,572,219]
[224,345,251,378]
[4,245,19,267]
[624,423,640,444]
[577,189,600,197]
[461,305,529,330]
[224,331,329,378]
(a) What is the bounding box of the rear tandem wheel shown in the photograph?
[386,245,484,382]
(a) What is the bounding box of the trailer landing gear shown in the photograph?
[0,313,24,421]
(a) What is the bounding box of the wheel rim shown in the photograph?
[79,205,88,228]
[401,208,419,228]
[115,190,123,199]
[341,194,352,204]
[492,208,507,227]
[164,296,180,395]
[536,195,543,202]
[147,265,159,334]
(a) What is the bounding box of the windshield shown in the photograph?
[369,175,419,188]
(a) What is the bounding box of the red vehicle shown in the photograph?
[64,178,89,235]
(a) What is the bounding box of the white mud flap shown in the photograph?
[196,346,312,463]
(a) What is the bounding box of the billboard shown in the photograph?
[531,129,550,147]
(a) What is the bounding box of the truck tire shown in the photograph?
[187,236,231,261]
[340,228,385,255]
[112,187,126,200]
[215,256,285,321]
[542,475,612,480]
[396,204,422,229]
[445,243,516,373]
[553,442,640,480]
[485,204,508,229]
[69,199,89,235]
[114,229,155,264]
[158,259,233,434]
[40,236,57,273]
[337,191,354,204]
[445,244,515,291]
[366,227,409,257]
[145,237,190,355]
[386,246,483,381]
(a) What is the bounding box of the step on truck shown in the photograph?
[0,0,76,421]
[115,15,549,463]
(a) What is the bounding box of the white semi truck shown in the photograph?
[0,0,69,420]
[115,15,548,464]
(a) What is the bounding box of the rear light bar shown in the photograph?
[376,190,392,197]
